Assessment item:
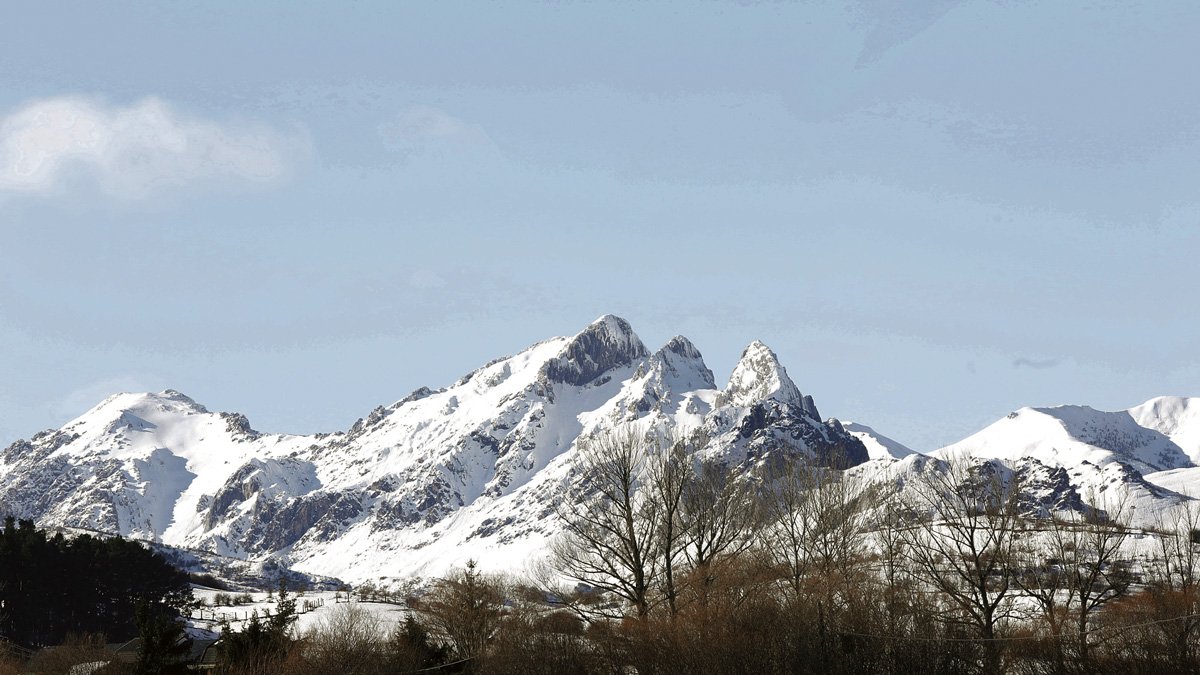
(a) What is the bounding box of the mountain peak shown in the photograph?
[589,313,636,337]
[153,389,209,410]
[660,335,702,359]
[720,341,804,409]
[650,336,717,389]
[541,315,649,387]
[73,390,208,424]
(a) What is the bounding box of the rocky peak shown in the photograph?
[801,394,821,422]
[541,315,649,387]
[126,390,210,415]
[158,389,201,406]
[662,335,702,359]
[221,412,260,441]
[652,336,716,389]
[720,341,804,409]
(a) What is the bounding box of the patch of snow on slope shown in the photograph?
[1130,397,1200,464]
[843,422,918,460]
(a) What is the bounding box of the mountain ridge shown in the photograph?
[3,315,1198,582]
[0,315,868,582]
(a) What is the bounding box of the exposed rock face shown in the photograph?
[247,491,365,553]
[542,315,649,386]
[205,461,268,530]
[728,399,869,467]
[660,336,716,385]
[5,325,1199,584]
[221,413,260,441]
[802,395,821,422]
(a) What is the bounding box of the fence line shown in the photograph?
[0,637,34,661]
[186,597,326,625]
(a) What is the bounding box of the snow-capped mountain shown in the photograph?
[4,314,1196,582]
[920,397,1200,522]
[0,315,867,583]
[840,397,1200,531]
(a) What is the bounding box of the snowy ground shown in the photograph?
[187,587,411,638]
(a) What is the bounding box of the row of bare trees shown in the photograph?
[549,429,764,621]
[534,427,1200,674]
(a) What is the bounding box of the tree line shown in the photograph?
[0,517,192,648]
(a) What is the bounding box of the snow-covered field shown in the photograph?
[187,587,411,638]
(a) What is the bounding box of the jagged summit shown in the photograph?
[661,334,703,359]
[652,336,716,390]
[542,314,649,387]
[721,341,804,410]
[9,313,1197,585]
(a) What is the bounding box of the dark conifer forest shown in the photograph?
[0,518,192,647]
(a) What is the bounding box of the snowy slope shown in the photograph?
[0,315,867,583]
[1130,397,1200,463]
[925,398,1200,525]
[843,422,918,461]
[0,391,314,543]
[934,400,1197,473]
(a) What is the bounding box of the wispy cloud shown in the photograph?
[1013,357,1061,370]
[0,96,307,200]
[378,105,496,156]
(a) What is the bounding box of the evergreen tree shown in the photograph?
[135,601,193,675]
[0,519,192,646]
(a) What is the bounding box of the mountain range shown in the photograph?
[1,315,1196,584]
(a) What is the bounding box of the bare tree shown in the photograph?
[1144,497,1200,670]
[1153,497,1200,593]
[754,450,873,667]
[898,455,1023,674]
[552,427,665,619]
[677,454,759,605]
[1015,491,1132,672]
[874,497,937,672]
[758,453,871,600]
[647,433,690,617]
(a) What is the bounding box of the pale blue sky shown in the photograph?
[1,1,1197,450]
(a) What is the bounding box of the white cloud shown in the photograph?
[0,96,306,199]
